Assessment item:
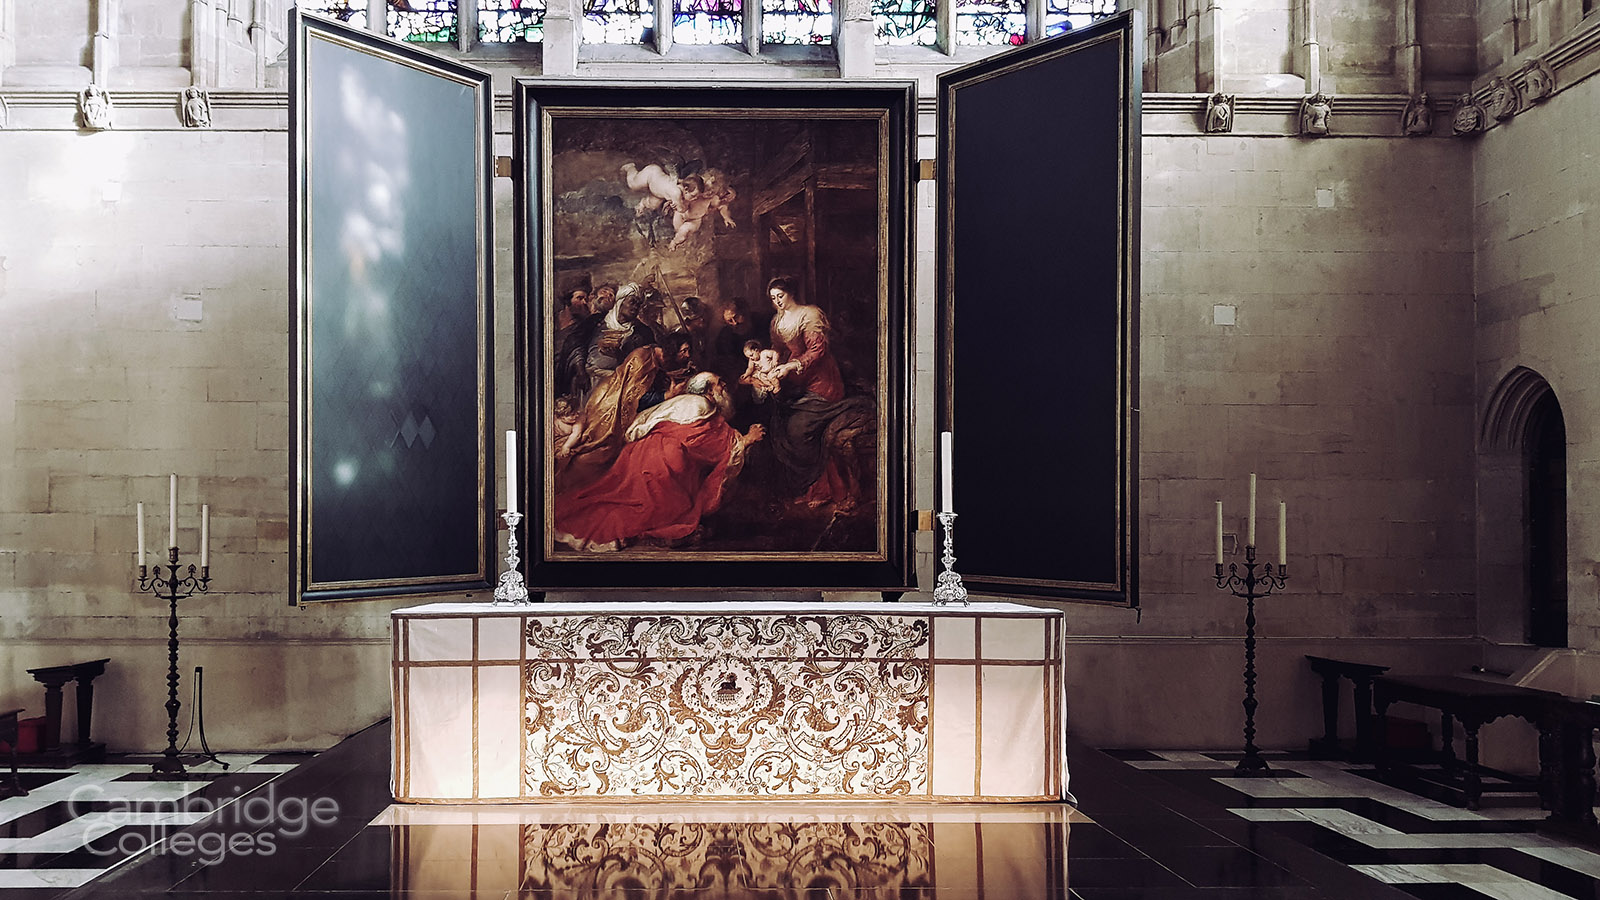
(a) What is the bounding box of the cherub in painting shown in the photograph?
[621,162,736,248]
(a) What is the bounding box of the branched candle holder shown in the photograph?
[136,547,211,778]
[932,511,969,607]
[1214,545,1288,775]
[493,510,530,606]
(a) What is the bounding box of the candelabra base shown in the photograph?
[1235,752,1270,775]
[150,754,189,778]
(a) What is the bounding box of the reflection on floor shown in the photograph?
[381,804,1076,898]
[0,755,304,899]
[1110,748,1600,900]
[7,727,1599,898]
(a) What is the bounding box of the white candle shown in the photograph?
[506,430,518,515]
[1247,473,1257,548]
[1215,501,1223,565]
[136,501,145,567]
[1278,500,1287,567]
[940,431,954,514]
[169,473,178,549]
[201,504,210,568]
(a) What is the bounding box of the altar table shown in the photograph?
[391,601,1067,802]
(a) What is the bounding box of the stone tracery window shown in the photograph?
[1044,0,1115,36]
[955,0,1026,45]
[480,0,547,41]
[874,0,938,45]
[388,0,460,42]
[296,0,369,28]
[762,0,834,43]
[673,0,743,43]
[583,0,656,43]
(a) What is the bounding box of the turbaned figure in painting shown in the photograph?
[554,373,766,552]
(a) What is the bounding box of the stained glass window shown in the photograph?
[955,0,1024,44]
[674,0,741,43]
[481,0,547,40]
[388,0,459,42]
[873,0,935,44]
[1044,0,1116,36]
[299,0,367,28]
[583,0,655,43]
[763,0,833,44]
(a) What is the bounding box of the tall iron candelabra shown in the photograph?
[932,512,968,606]
[136,548,210,778]
[1214,545,1287,775]
[493,511,530,605]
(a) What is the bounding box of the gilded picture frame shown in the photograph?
[513,80,915,593]
[290,11,497,603]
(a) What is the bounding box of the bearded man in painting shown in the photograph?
[554,373,765,552]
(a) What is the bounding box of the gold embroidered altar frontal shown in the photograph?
[391,602,1066,802]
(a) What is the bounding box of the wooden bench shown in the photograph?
[1373,674,1561,810]
[20,658,109,765]
[1305,655,1391,760]
[0,708,26,798]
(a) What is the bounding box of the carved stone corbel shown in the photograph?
[1451,92,1486,136]
[1519,59,1555,104]
[180,86,212,128]
[1401,92,1431,136]
[79,85,113,131]
[1203,93,1234,134]
[1300,92,1332,136]
[1485,76,1519,120]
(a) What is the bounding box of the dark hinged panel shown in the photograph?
[937,12,1142,606]
[290,11,496,603]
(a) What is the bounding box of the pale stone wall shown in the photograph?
[1474,74,1600,650]
[1056,133,1479,748]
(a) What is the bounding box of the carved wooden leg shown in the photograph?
[1463,720,1483,810]
[1580,724,1597,827]
[1353,676,1376,761]
[1440,712,1456,770]
[39,681,64,751]
[0,711,25,799]
[1375,695,1393,778]
[1311,671,1340,758]
[1538,722,1558,812]
[74,676,97,747]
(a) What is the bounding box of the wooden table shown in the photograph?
[1372,674,1561,810]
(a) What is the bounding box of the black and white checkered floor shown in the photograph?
[1107,749,1600,900]
[5,734,1600,898]
[0,755,304,898]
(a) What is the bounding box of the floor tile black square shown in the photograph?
[1066,823,1151,859]
[1063,857,1190,890]
[1144,845,1313,889]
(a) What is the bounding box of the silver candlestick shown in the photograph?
[493,510,529,606]
[932,511,969,606]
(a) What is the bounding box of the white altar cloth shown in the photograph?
[391,601,1067,802]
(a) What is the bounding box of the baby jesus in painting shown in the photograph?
[739,341,782,399]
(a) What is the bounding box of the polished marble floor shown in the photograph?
[3,727,1598,898]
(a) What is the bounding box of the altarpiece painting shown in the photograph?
[515,82,915,592]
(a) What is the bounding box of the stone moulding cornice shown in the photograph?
[5,23,1600,138]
